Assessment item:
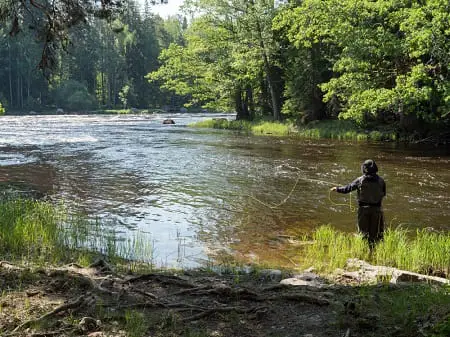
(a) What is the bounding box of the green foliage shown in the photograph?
[0,3,178,112]
[53,80,96,111]
[0,101,4,115]
[149,0,285,120]
[147,18,237,112]
[275,0,450,126]
[351,284,450,337]
[124,310,148,337]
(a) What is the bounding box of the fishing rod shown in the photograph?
[248,173,355,211]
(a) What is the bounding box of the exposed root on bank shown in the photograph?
[1,261,448,337]
[10,294,92,333]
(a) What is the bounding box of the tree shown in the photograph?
[151,0,285,120]
[53,79,96,111]
[275,0,450,126]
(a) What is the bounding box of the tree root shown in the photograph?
[133,288,158,299]
[11,294,93,333]
[180,305,268,322]
[170,285,261,300]
[125,273,196,288]
[269,293,330,306]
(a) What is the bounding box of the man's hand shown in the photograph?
[330,187,337,192]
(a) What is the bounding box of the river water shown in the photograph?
[0,114,448,267]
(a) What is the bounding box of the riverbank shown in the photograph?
[1,260,449,337]
[189,119,450,144]
[1,199,449,336]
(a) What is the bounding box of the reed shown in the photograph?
[300,225,450,277]
[0,199,155,270]
[375,228,450,276]
[301,225,369,272]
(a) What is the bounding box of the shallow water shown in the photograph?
[0,114,448,267]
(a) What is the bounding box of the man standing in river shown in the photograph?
[330,159,386,248]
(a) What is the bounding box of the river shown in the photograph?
[0,114,448,267]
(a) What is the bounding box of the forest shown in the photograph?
[0,0,449,132]
[0,0,188,113]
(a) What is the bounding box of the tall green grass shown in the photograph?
[0,199,154,270]
[374,228,450,275]
[301,225,370,271]
[190,119,295,136]
[188,119,252,131]
[189,119,398,141]
[300,225,450,276]
[296,120,397,141]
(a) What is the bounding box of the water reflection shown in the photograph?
[0,114,448,267]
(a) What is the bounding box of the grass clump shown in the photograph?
[124,310,149,337]
[301,225,370,272]
[300,225,450,277]
[0,199,155,270]
[375,228,450,276]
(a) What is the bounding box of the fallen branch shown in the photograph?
[0,261,23,270]
[4,328,74,337]
[12,295,88,333]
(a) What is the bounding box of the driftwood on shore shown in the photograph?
[339,259,450,285]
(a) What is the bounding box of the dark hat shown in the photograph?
[361,159,378,174]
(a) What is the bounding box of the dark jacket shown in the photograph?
[336,174,386,207]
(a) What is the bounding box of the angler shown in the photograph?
[330,159,386,248]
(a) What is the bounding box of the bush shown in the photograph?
[53,80,97,111]
[67,91,96,111]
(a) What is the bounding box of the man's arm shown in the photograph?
[330,177,360,194]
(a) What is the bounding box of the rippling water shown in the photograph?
[0,114,448,267]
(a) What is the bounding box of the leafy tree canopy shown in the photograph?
[274,0,450,125]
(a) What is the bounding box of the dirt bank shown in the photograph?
[0,261,449,337]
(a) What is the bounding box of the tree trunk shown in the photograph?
[8,41,13,108]
[246,85,255,120]
[235,86,250,120]
[309,44,326,120]
[255,19,281,121]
